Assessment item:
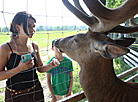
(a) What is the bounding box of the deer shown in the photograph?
[55,0,138,102]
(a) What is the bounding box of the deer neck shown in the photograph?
[78,57,121,92]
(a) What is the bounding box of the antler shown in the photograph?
[107,17,138,34]
[73,0,89,16]
[62,0,138,33]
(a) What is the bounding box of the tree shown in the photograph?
[73,25,77,30]
[39,25,45,31]
[63,25,69,30]
[56,26,61,31]
[49,26,54,31]
[2,27,9,32]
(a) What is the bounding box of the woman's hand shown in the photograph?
[17,58,34,72]
[37,58,60,73]
[49,58,60,68]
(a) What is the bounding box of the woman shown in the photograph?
[0,11,60,102]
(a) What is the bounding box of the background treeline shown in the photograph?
[0,25,88,32]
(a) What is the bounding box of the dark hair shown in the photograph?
[10,11,36,39]
[52,38,59,47]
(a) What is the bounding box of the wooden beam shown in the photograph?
[57,91,86,102]
[117,66,138,79]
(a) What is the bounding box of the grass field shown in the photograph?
[0,30,87,48]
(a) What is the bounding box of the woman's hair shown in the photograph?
[10,11,36,40]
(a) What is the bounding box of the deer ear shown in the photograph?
[114,38,136,47]
[99,44,130,59]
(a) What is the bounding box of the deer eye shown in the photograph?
[74,39,78,43]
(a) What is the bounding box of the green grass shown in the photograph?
[0,32,11,45]
[31,30,87,49]
[0,30,87,48]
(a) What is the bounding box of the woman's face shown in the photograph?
[26,18,36,38]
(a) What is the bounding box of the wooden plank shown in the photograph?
[117,66,138,79]
[124,73,138,82]
[123,55,138,67]
[123,48,138,67]
[124,57,135,68]
[129,49,138,55]
[58,91,86,102]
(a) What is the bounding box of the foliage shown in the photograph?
[0,87,5,102]
[134,17,138,23]
[114,57,131,75]
[113,57,138,81]
[35,25,88,31]
[37,25,45,31]
[0,96,4,102]
[71,61,83,94]
[0,25,88,32]
[106,0,126,8]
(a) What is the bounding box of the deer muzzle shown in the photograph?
[55,39,64,53]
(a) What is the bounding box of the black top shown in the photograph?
[6,43,39,90]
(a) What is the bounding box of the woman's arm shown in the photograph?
[33,42,60,73]
[37,59,60,73]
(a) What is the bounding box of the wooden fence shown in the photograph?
[123,47,138,67]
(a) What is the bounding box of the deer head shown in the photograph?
[55,0,138,101]
[55,0,138,63]
[55,30,135,62]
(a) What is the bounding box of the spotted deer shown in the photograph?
[55,0,138,102]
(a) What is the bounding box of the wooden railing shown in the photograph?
[59,66,138,102]
[58,91,86,102]
[123,47,138,67]
[117,66,138,82]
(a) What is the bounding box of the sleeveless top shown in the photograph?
[6,43,39,90]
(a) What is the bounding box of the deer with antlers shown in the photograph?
[55,0,138,102]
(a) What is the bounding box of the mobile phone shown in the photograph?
[21,54,32,63]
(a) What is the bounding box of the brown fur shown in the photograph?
[57,0,138,101]
[55,32,137,102]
